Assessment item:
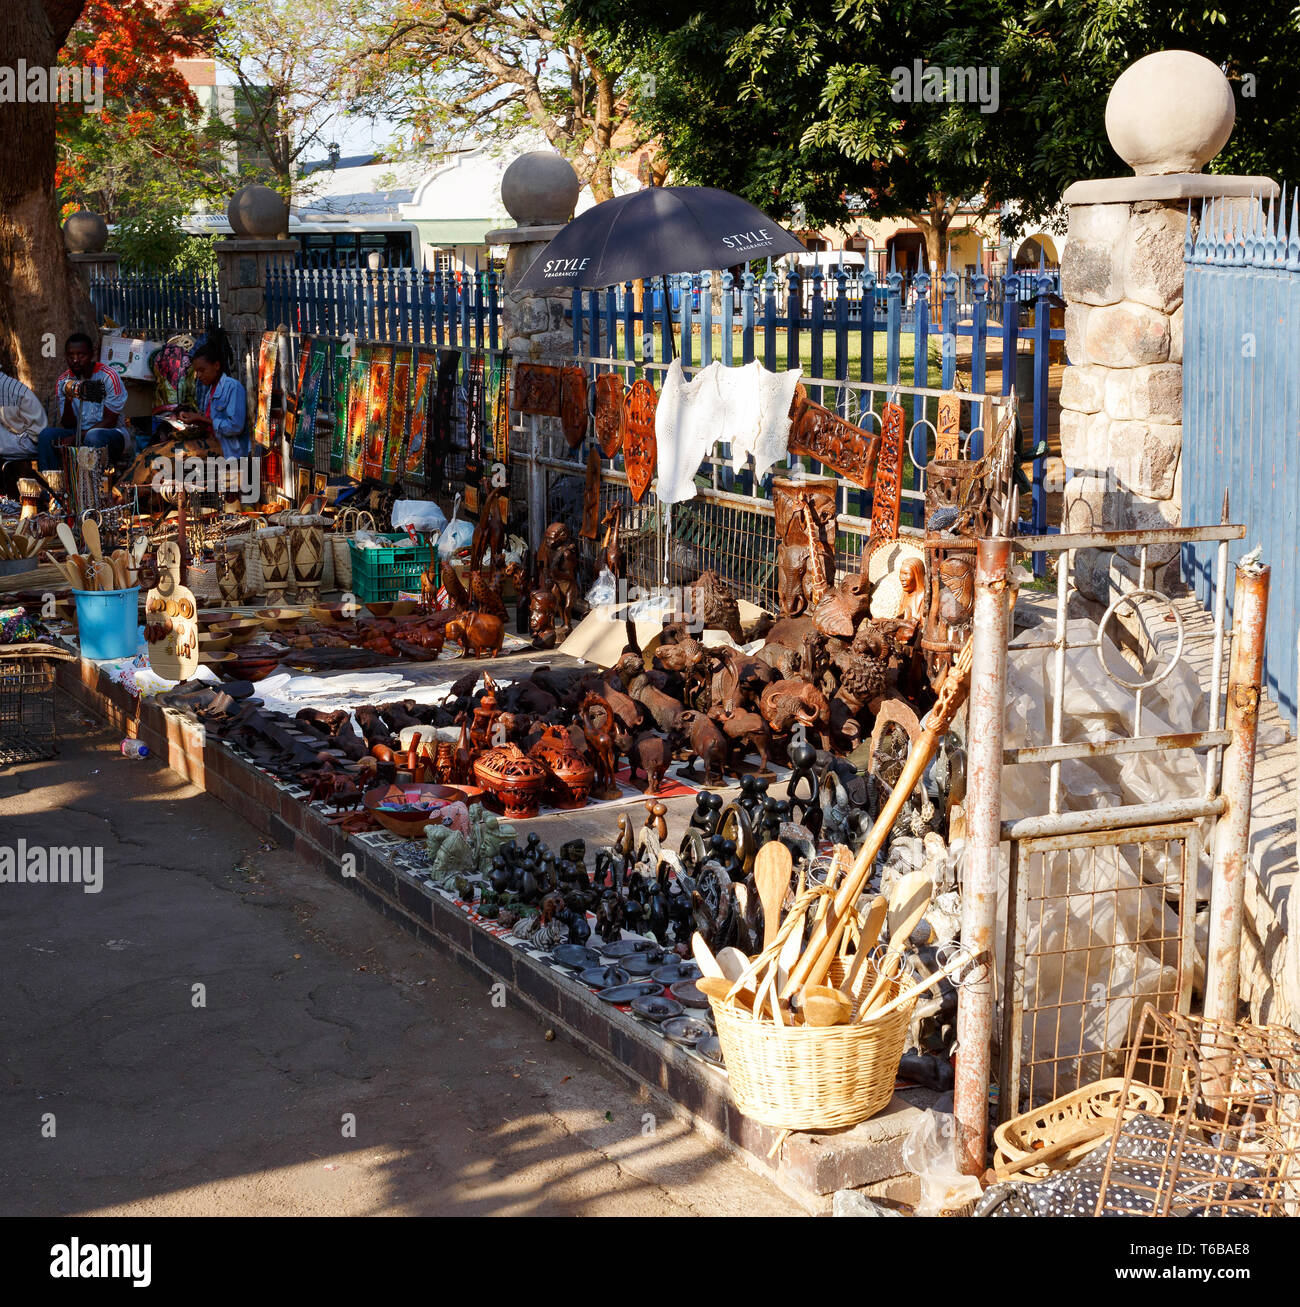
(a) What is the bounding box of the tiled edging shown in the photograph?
[56,658,923,1211]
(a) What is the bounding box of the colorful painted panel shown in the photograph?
[383,351,413,485]
[404,350,436,481]
[363,346,395,482]
[344,347,371,482]
[253,331,278,447]
[291,339,328,466]
[331,349,350,474]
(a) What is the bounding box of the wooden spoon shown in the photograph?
[843,895,890,1004]
[82,517,103,565]
[697,975,754,1012]
[859,871,933,1014]
[802,984,854,1027]
[57,521,80,558]
[753,840,792,950]
[692,932,725,980]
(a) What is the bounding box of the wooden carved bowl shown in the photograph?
[211,617,263,645]
[529,734,594,809]
[365,600,421,618]
[362,782,472,838]
[473,744,549,820]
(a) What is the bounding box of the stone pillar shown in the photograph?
[486,151,581,360]
[486,153,582,553]
[1058,51,1278,601]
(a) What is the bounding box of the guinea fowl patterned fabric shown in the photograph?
[976,1114,1266,1217]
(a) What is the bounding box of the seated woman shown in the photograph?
[178,343,248,459]
[0,368,47,497]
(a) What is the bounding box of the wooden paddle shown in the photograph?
[780,640,972,1000]
[56,522,80,559]
[82,517,103,567]
[842,895,889,1004]
[858,870,933,1014]
[692,932,724,980]
[754,840,792,950]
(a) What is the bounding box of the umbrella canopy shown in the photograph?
[513,186,807,291]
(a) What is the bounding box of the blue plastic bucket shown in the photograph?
[72,587,140,661]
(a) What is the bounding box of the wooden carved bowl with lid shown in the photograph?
[529,729,594,809]
[473,743,549,820]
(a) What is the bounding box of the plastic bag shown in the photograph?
[900,1110,983,1217]
[391,499,448,535]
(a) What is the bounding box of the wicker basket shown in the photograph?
[710,960,916,1132]
[993,1077,1165,1178]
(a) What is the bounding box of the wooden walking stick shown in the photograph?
[780,638,974,1000]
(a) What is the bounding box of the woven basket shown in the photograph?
[993,1078,1165,1178]
[185,560,221,603]
[710,959,915,1132]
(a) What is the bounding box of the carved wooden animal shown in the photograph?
[759,679,831,739]
[628,731,672,795]
[579,693,621,796]
[444,611,504,658]
[682,569,743,642]
[709,704,773,775]
[678,709,728,785]
[631,681,687,735]
[711,645,776,713]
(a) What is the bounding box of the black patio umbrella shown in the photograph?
[513,185,806,292]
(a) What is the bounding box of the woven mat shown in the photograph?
[0,562,70,594]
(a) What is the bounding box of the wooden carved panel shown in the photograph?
[871,400,906,541]
[560,366,588,448]
[772,475,837,618]
[623,379,657,504]
[594,373,625,458]
[787,386,881,489]
[513,363,562,416]
[580,445,602,540]
[936,390,961,461]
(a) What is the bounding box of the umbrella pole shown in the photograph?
[661,275,677,361]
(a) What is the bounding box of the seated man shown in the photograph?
[37,332,128,470]
[0,367,48,497]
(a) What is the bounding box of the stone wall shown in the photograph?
[1059,200,1190,599]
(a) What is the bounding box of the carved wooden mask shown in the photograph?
[594,373,625,458]
[560,366,588,448]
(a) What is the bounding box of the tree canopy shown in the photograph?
[564,0,1300,261]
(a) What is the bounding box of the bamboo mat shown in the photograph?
[0,562,69,594]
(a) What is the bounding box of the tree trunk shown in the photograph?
[0,1,95,400]
[906,212,948,275]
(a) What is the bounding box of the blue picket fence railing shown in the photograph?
[572,263,1065,541]
[1183,192,1300,729]
[91,258,1065,540]
[89,272,221,339]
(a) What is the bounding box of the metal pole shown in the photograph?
[525,414,545,556]
[954,537,1011,1174]
[1204,560,1269,1025]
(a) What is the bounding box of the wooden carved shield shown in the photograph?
[513,363,562,415]
[580,445,602,539]
[622,378,657,504]
[594,373,625,458]
[560,366,588,448]
[871,400,906,541]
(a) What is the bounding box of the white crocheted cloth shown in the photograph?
[655,359,725,505]
[727,361,801,481]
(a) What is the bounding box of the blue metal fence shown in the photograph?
[1183,192,1299,729]
[572,262,1064,540]
[88,272,221,338]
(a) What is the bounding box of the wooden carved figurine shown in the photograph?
[560,366,588,448]
[772,476,836,618]
[527,587,558,649]
[537,521,580,631]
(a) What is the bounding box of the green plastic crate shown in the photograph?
[348,533,432,603]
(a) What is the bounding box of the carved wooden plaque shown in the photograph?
[788,391,881,489]
[594,373,625,458]
[560,366,588,448]
[936,390,961,461]
[623,378,657,504]
[871,400,906,541]
[772,476,837,618]
[513,363,562,416]
[580,445,602,540]
[146,541,199,682]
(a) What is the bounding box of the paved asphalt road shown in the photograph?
[0,703,798,1217]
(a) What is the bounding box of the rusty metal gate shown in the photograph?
[953,524,1269,1171]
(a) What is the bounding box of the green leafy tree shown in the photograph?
[565,0,1300,262]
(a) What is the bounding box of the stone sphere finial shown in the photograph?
[1105,50,1235,176]
[63,212,108,253]
[227,184,289,238]
[501,152,581,226]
